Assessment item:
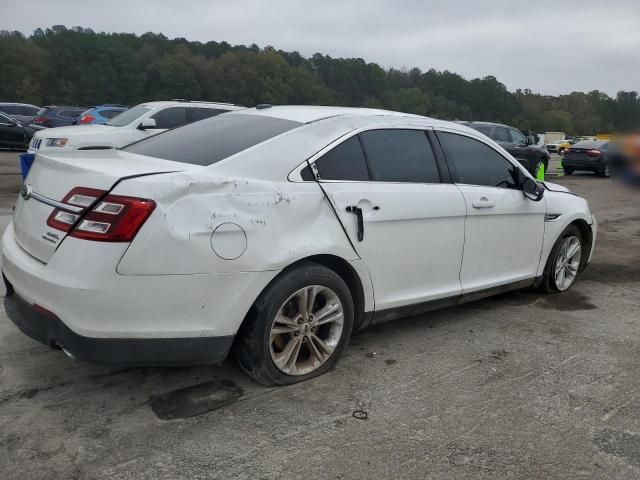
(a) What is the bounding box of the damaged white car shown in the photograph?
[2,106,597,385]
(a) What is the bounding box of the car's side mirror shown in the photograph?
[138,118,157,130]
[522,177,544,201]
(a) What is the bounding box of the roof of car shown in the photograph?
[226,106,489,140]
[227,105,434,124]
[469,121,510,128]
[138,100,244,110]
[0,102,39,107]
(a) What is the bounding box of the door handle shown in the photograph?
[472,197,495,209]
[346,206,364,241]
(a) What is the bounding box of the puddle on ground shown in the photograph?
[150,379,243,420]
[539,290,597,311]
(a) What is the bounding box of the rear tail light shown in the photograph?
[33,116,49,124]
[587,149,601,157]
[46,187,156,242]
[79,114,95,124]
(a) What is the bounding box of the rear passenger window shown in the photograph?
[314,136,369,181]
[188,107,226,123]
[58,109,83,118]
[437,132,520,189]
[474,125,492,136]
[0,106,18,115]
[101,110,122,119]
[359,129,440,183]
[151,107,188,129]
[492,127,510,142]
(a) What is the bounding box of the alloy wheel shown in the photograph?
[269,285,344,376]
[554,235,581,291]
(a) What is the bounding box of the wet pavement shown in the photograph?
[0,151,639,479]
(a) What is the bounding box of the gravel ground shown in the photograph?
[0,150,639,479]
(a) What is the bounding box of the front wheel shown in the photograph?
[233,262,354,386]
[540,225,583,293]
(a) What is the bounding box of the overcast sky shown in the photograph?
[2,0,639,96]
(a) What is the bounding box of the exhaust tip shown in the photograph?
[54,342,76,360]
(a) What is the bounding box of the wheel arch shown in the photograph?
[570,218,593,272]
[236,254,371,339]
[539,218,593,280]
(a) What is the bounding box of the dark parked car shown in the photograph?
[0,102,40,124]
[32,105,86,128]
[468,121,550,176]
[562,140,610,177]
[0,111,37,150]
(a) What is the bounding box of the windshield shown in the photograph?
[123,113,302,165]
[105,105,151,127]
[573,140,607,149]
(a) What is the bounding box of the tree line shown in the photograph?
[1,25,638,135]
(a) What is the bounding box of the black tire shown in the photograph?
[599,164,610,178]
[563,168,573,175]
[233,261,354,386]
[539,224,582,293]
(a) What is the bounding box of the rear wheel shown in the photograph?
[599,164,610,178]
[540,225,582,293]
[233,262,354,386]
[563,168,573,175]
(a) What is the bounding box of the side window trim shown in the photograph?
[355,133,374,181]
[433,128,526,189]
[310,127,443,184]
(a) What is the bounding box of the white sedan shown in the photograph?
[2,106,597,385]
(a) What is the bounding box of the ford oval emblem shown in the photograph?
[21,184,33,201]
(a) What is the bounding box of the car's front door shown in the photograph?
[435,130,546,293]
[310,129,467,312]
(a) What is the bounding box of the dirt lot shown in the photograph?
[0,150,639,479]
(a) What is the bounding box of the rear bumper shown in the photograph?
[562,159,605,171]
[3,279,234,367]
[2,221,278,357]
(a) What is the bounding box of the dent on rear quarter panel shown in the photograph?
[115,172,359,276]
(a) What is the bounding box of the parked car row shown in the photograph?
[2,104,597,386]
[0,100,244,151]
[28,100,242,153]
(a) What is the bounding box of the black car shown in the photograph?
[0,111,37,150]
[468,121,550,176]
[0,102,40,124]
[32,105,86,128]
[562,140,610,177]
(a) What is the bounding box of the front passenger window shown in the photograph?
[151,107,188,129]
[437,132,520,189]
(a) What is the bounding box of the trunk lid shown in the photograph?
[565,148,596,162]
[12,149,193,263]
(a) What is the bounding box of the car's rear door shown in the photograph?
[310,128,466,313]
[435,129,546,293]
